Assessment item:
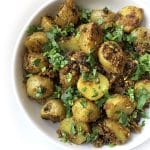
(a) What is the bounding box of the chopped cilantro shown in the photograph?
[32,59,41,66]
[127,87,135,101]
[66,73,72,83]
[27,25,43,35]
[35,86,46,98]
[92,88,99,97]
[81,87,87,92]
[80,99,87,108]
[51,85,62,99]
[79,8,91,23]
[60,131,68,143]
[118,111,128,127]
[70,123,76,136]
[96,18,104,25]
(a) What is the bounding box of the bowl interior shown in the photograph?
[13,0,150,150]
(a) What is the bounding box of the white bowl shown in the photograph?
[12,0,150,150]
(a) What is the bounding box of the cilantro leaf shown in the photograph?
[126,87,135,101]
[79,8,91,23]
[27,25,43,35]
[80,99,87,108]
[70,123,76,136]
[32,59,41,66]
[118,111,128,127]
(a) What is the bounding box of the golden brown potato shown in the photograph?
[90,8,115,29]
[41,16,54,32]
[25,32,48,53]
[40,99,65,122]
[131,27,150,53]
[78,22,103,53]
[98,41,125,74]
[104,94,136,120]
[54,0,79,28]
[134,80,150,102]
[116,6,144,33]
[26,75,53,101]
[77,74,109,101]
[23,52,48,74]
[59,63,79,89]
[72,98,100,122]
[103,119,130,144]
[60,117,90,144]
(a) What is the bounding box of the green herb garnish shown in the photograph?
[66,73,73,83]
[79,8,91,23]
[32,59,41,66]
[70,123,76,136]
[27,25,43,35]
[118,111,128,127]
[80,99,87,108]
[35,86,46,98]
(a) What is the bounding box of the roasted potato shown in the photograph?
[60,117,90,144]
[131,27,150,53]
[23,52,48,74]
[40,99,65,122]
[72,98,100,122]
[54,0,79,28]
[78,22,103,53]
[104,94,136,120]
[77,73,109,101]
[116,6,144,33]
[98,41,125,74]
[103,119,130,144]
[59,63,79,89]
[26,75,53,101]
[25,32,48,53]
[41,16,54,32]
[134,80,150,102]
[90,8,115,29]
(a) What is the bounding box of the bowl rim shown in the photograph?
[11,0,150,150]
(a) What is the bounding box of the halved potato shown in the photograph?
[104,119,130,144]
[72,98,100,122]
[77,73,109,101]
[104,94,136,120]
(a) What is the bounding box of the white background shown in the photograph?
[0,0,150,150]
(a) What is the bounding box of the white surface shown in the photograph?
[0,0,150,150]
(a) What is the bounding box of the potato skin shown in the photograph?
[26,75,53,101]
[77,74,109,101]
[72,99,100,122]
[60,117,90,144]
[116,6,144,33]
[78,23,103,53]
[41,16,54,32]
[40,99,65,122]
[131,27,150,54]
[59,63,80,89]
[134,80,150,102]
[25,32,48,53]
[90,8,115,29]
[104,94,136,120]
[103,119,130,144]
[23,52,48,74]
[98,41,125,74]
[54,0,79,28]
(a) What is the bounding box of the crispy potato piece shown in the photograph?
[25,32,48,53]
[90,8,115,29]
[59,63,80,89]
[78,23,103,53]
[60,117,90,144]
[41,16,54,32]
[104,94,136,120]
[116,6,144,33]
[26,75,53,101]
[72,98,100,122]
[54,0,79,28]
[98,41,125,74]
[23,52,48,74]
[77,74,109,101]
[131,27,150,54]
[104,119,130,144]
[134,80,150,102]
[41,99,65,122]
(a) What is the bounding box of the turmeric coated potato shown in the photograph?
[54,0,79,28]
[103,119,130,144]
[77,74,109,101]
[41,16,54,32]
[59,63,79,89]
[134,80,150,102]
[104,94,136,120]
[72,98,100,122]
[98,41,125,74]
[40,99,65,122]
[60,117,90,144]
[131,27,150,53]
[116,6,144,33]
[78,22,103,53]
[25,32,48,53]
[26,75,53,101]
[90,8,115,29]
[23,52,48,74]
